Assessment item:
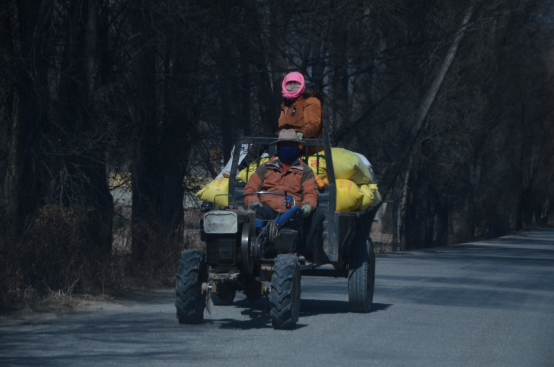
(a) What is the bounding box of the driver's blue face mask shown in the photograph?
[279,146,298,160]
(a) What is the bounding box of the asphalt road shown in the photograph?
[1,229,554,367]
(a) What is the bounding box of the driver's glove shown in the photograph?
[248,201,263,210]
[301,204,312,217]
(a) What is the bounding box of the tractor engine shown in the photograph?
[200,209,255,274]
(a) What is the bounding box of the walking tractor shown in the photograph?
[175,131,376,329]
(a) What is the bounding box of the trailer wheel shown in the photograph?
[175,250,207,324]
[211,282,236,306]
[348,236,375,313]
[270,254,301,329]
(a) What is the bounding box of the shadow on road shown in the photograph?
[300,299,392,316]
[205,298,391,330]
[371,303,392,312]
[208,313,308,330]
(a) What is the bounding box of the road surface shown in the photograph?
[1,229,553,366]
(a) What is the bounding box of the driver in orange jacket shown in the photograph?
[244,129,324,258]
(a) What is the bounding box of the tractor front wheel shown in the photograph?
[270,254,301,329]
[175,250,208,324]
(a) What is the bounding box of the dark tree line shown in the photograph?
[0,0,553,295]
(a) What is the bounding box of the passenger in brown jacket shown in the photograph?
[244,129,325,256]
[278,72,324,155]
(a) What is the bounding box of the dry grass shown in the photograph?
[0,205,204,314]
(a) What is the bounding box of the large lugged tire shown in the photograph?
[270,254,301,329]
[348,235,375,313]
[175,250,207,324]
[211,282,236,306]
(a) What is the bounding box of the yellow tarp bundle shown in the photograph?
[336,179,364,212]
[359,184,381,210]
[236,158,269,182]
[307,148,373,185]
[371,184,382,207]
[196,178,229,206]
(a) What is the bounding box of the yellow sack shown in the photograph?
[236,158,269,182]
[336,179,363,212]
[196,178,229,206]
[331,148,372,185]
[359,184,381,210]
[371,184,382,207]
[308,148,373,185]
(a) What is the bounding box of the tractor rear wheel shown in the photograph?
[175,250,207,324]
[348,235,375,313]
[270,254,301,329]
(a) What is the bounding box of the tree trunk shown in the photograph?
[130,4,202,260]
[247,1,278,134]
[131,25,159,261]
[435,202,449,247]
[55,0,113,251]
[269,1,287,103]
[4,0,51,236]
[398,154,413,251]
[217,37,236,161]
[330,15,349,133]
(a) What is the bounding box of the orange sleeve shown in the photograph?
[300,98,322,138]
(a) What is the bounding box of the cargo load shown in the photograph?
[358,183,381,210]
[307,147,373,185]
[370,184,382,207]
[336,179,364,212]
[196,177,229,206]
[197,148,381,212]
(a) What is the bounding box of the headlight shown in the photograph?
[203,211,238,234]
